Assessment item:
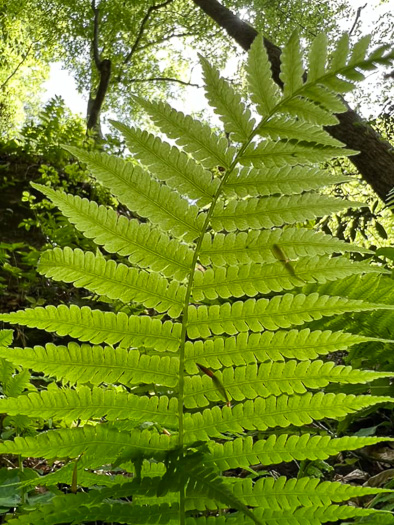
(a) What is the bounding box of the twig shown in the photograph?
[123,0,175,65]
[0,43,34,91]
[349,3,367,36]
[128,76,201,88]
[135,30,201,52]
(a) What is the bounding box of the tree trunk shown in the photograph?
[192,0,394,202]
[86,58,112,140]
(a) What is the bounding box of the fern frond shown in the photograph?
[349,34,373,67]
[110,122,219,206]
[0,342,179,387]
[280,31,304,96]
[330,33,349,71]
[240,140,357,168]
[0,305,181,351]
[281,96,340,125]
[184,330,384,372]
[32,183,193,280]
[65,147,204,242]
[0,425,175,463]
[159,451,261,524]
[186,294,391,339]
[4,30,394,525]
[184,360,393,407]
[200,56,255,143]
[211,193,364,231]
[223,165,350,198]
[302,84,347,112]
[185,506,386,525]
[246,34,282,117]
[199,227,371,266]
[38,247,186,318]
[207,434,394,470]
[0,386,178,425]
[184,393,393,440]
[134,97,234,169]
[5,500,180,525]
[0,329,13,346]
[192,257,384,300]
[257,115,343,147]
[308,32,328,82]
[232,475,393,509]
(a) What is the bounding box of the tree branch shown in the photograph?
[191,0,394,203]
[135,30,202,53]
[349,3,367,36]
[91,0,101,69]
[128,76,201,88]
[0,43,34,92]
[123,0,175,66]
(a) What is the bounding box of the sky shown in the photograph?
[42,0,393,121]
[43,63,87,117]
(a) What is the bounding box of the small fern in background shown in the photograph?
[1,32,394,524]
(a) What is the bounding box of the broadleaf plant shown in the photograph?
[1,32,394,524]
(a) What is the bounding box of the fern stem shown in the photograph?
[177,122,263,523]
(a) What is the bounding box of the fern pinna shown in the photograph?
[1,32,394,525]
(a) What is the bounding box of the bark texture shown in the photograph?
[87,58,112,138]
[192,0,394,202]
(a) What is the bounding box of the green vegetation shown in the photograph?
[0,29,394,524]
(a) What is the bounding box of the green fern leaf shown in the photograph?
[160,451,261,524]
[184,330,385,372]
[0,329,13,346]
[184,360,394,407]
[186,294,391,338]
[199,227,371,266]
[232,475,393,509]
[32,183,193,280]
[192,257,384,300]
[0,425,175,464]
[0,305,181,351]
[110,122,219,205]
[224,165,350,198]
[280,31,304,96]
[246,34,282,116]
[135,97,234,169]
[302,84,348,112]
[200,55,255,142]
[0,342,179,387]
[184,393,393,440]
[207,434,394,470]
[65,147,204,242]
[38,247,186,318]
[0,386,178,425]
[308,32,328,82]
[330,33,350,71]
[258,115,342,146]
[281,96,340,126]
[5,498,180,525]
[3,30,394,524]
[319,74,355,93]
[349,34,372,65]
[211,194,364,232]
[184,507,386,525]
[241,140,357,168]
